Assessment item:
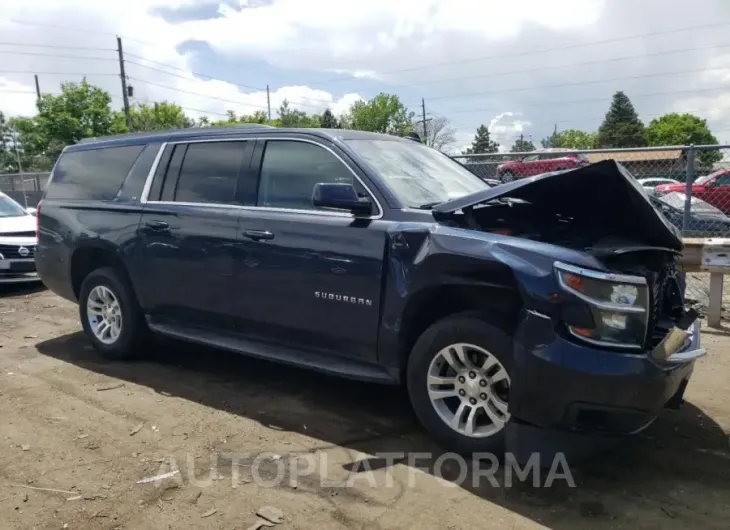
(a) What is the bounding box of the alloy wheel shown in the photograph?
[86,285,123,345]
[426,342,510,438]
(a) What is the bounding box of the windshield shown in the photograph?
[656,191,727,217]
[0,195,28,218]
[345,139,488,208]
[695,174,714,185]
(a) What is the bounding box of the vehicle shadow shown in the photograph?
[0,282,47,298]
[36,332,730,528]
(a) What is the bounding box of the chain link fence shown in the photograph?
[0,172,50,208]
[453,145,730,320]
[3,146,730,321]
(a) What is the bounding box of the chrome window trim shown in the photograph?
[139,136,383,220]
[139,141,169,203]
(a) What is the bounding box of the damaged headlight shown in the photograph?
[554,262,649,349]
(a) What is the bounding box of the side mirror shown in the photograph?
[25,207,37,216]
[312,183,372,215]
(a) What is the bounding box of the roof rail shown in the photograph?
[76,123,275,144]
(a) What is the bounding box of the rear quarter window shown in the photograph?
[46,145,145,200]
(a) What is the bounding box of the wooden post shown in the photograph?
[708,273,724,327]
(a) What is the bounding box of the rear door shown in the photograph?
[136,139,253,329]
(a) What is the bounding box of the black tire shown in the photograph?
[78,267,148,360]
[501,170,515,183]
[406,312,513,454]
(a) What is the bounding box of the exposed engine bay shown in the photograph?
[432,160,691,351]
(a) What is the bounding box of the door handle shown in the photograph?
[144,220,170,232]
[243,229,274,241]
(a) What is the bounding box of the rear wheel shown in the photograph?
[79,267,148,360]
[407,313,513,454]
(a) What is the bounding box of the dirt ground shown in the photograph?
[0,285,729,530]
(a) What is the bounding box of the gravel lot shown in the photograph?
[1,284,729,529]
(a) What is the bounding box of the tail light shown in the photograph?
[491,228,512,236]
[35,200,42,240]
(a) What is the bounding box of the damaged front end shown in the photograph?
[432,160,702,361]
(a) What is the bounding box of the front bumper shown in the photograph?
[0,258,40,284]
[506,309,704,461]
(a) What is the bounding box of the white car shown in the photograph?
[637,178,680,196]
[0,192,40,284]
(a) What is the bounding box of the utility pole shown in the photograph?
[266,85,272,124]
[117,36,132,129]
[34,75,41,103]
[419,97,432,145]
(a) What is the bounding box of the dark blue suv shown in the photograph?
[35,127,705,458]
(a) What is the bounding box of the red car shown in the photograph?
[496,149,590,182]
[655,168,730,215]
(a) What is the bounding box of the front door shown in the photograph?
[232,138,387,362]
[136,140,253,329]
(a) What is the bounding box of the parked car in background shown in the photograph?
[496,148,590,182]
[0,191,40,284]
[655,168,730,214]
[638,177,680,196]
[650,191,730,237]
[36,128,703,460]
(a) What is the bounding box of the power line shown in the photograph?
[305,20,730,87]
[125,60,266,92]
[0,71,118,76]
[0,18,155,46]
[420,64,730,103]
[0,50,118,61]
[125,58,339,106]
[445,85,729,115]
[127,76,271,110]
[128,75,334,112]
[0,42,116,51]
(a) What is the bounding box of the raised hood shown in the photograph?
[433,160,683,251]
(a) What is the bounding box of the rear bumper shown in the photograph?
[506,309,702,460]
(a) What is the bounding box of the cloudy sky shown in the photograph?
[1,0,729,153]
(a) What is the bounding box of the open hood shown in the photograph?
[433,160,683,251]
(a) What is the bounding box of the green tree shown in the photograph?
[278,100,320,128]
[556,129,596,149]
[510,133,535,153]
[320,109,339,128]
[118,101,192,132]
[645,112,722,167]
[0,112,17,172]
[211,110,271,127]
[12,79,119,169]
[463,125,500,156]
[348,93,414,136]
[541,125,559,148]
[596,91,647,148]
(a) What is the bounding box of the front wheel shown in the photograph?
[501,170,515,183]
[79,267,148,360]
[407,313,513,454]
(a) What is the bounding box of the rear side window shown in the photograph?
[46,145,144,200]
[257,140,353,210]
[173,142,246,204]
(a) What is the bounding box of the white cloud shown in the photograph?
[1,0,730,147]
[0,0,362,122]
[0,77,39,117]
[489,112,532,152]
